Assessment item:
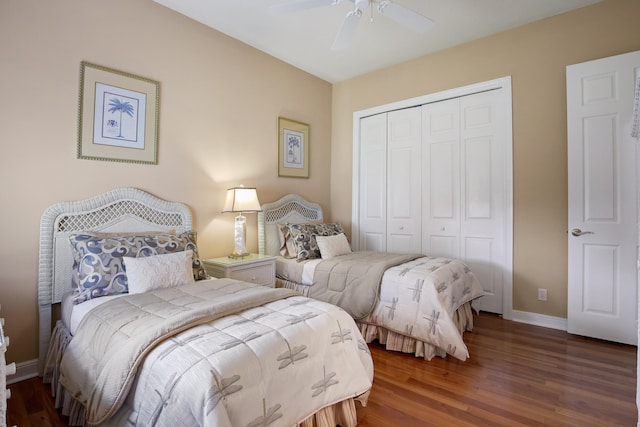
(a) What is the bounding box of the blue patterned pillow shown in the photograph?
[69,231,207,304]
[287,223,345,262]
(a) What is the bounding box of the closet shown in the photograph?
[352,79,512,315]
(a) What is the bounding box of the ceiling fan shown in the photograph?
[270,0,434,50]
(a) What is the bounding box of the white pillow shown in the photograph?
[316,233,352,259]
[124,250,195,294]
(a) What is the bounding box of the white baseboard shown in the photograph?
[509,309,568,331]
[6,358,38,385]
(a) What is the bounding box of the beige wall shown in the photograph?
[330,0,640,318]
[3,0,639,368]
[0,0,332,364]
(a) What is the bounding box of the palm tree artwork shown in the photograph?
[286,134,301,165]
[107,97,135,138]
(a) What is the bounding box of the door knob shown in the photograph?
[571,228,594,237]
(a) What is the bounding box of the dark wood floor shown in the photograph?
[7,312,637,426]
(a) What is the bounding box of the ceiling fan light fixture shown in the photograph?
[274,0,434,50]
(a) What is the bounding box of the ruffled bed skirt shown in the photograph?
[357,302,475,360]
[278,278,313,296]
[42,320,364,427]
[277,278,475,361]
[42,321,86,426]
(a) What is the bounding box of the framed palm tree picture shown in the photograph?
[277,117,309,178]
[77,61,159,164]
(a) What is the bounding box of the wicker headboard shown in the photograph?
[37,187,192,374]
[258,194,323,257]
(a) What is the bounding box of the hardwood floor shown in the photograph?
[7,312,637,426]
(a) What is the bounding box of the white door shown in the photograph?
[422,90,507,314]
[460,91,507,314]
[357,107,422,253]
[358,113,388,251]
[567,50,639,345]
[387,107,422,253]
[422,98,461,258]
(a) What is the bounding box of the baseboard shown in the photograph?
[6,358,38,385]
[509,309,568,331]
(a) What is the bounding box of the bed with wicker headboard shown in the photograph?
[37,187,192,375]
[259,194,485,361]
[38,188,373,427]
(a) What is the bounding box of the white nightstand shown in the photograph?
[202,254,276,287]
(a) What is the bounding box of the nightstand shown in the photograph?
[203,254,276,287]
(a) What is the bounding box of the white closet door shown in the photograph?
[422,90,506,314]
[353,77,513,316]
[460,90,506,314]
[422,98,461,258]
[358,113,388,251]
[387,107,422,253]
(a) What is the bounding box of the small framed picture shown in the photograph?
[77,61,159,164]
[277,117,309,178]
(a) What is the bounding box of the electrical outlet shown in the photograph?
[538,288,547,301]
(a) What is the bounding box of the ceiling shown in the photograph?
[152,0,601,83]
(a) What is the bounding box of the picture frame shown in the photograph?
[277,117,309,178]
[77,61,159,164]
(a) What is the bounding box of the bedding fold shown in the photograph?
[310,251,422,319]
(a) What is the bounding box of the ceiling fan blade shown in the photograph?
[377,0,433,34]
[270,0,339,15]
[331,8,362,50]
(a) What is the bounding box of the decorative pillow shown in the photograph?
[316,233,352,259]
[287,222,345,262]
[278,224,297,258]
[69,231,207,304]
[123,250,195,294]
[69,230,176,289]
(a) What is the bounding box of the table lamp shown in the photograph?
[222,186,262,258]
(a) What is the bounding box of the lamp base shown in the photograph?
[231,214,249,258]
[228,252,250,259]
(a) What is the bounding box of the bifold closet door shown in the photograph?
[357,107,422,253]
[358,91,507,314]
[422,90,507,314]
[386,107,422,253]
[357,113,387,251]
[421,98,461,258]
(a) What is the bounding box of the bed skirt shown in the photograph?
[278,278,313,296]
[357,301,475,360]
[276,277,476,361]
[42,320,364,427]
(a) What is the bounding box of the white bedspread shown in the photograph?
[59,279,373,426]
[361,256,484,360]
[282,255,485,360]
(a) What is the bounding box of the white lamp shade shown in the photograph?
[222,187,262,213]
